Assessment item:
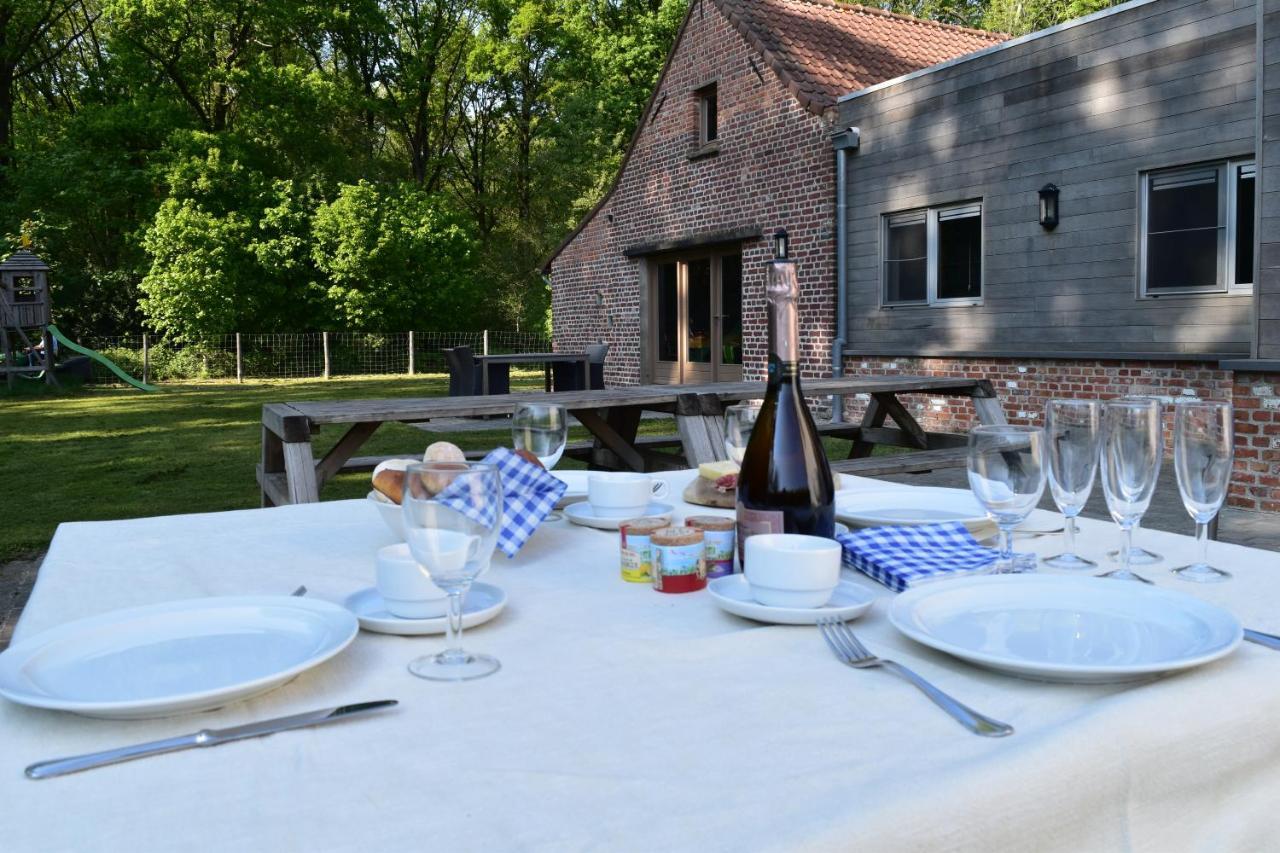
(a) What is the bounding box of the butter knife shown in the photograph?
[25,699,398,780]
[1245,629,1280,651]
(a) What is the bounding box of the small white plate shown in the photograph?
[707,575,875,625]
[343,583,507,636]
[0,597,359,719]
[889,575,1242,683]
[551,470,589,507]
[563,501,674,530]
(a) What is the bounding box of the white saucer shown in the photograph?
[563,501,674,530]
[343,582,507,636]
[707,575,875,625]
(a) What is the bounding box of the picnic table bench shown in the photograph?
[258,376,1006,505]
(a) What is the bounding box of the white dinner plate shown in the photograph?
[564,501,674,530]
[707,575,876,625]
[551,470,589,507]
[0,596,359,719]
[835,487,990,531]
[343,583,507,636]
[889,575,1242,683]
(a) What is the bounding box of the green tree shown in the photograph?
[311,180,477,330]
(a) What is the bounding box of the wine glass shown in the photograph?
[1107,397,1165,567]
[967,425,1046,573]
[512,402,568,469]
[402,462,503,681]
[1042,399,1100,569]
[1172,399,1233,583]
[723,402,761,463]
[1098,398,1161,583]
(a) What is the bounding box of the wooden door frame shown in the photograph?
[644,246,743,385]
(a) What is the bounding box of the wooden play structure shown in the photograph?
[0,243,55,389]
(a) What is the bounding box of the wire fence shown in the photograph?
[73,330,552,384]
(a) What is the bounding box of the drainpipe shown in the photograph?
[829,126,860,422]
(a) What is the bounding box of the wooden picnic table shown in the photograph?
[257,376,1006,505]
[475,352,590,394]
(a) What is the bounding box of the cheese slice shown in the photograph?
[698,460,740,480]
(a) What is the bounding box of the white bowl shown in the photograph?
[744,534,842,608]
[368,490,405,540]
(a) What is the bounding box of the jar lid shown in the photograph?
[650,526,704,546]
[684,515,734,531]
[620,517,669,535]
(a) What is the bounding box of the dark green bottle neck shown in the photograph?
[767,354,801,388]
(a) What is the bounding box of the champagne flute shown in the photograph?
[512,402,568,469]
[967,425,1046,573]
[1107,397,1165,566]
[1098,399,1161,583]
[402,462,503,681]
[1172,399,1233,583]
[723,402,761,464]
[1042,399,1100,569]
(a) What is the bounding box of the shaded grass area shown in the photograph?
[1,374,860,561]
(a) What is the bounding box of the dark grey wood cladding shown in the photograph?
[836,0,1258,359]
[1257,0,1280,358]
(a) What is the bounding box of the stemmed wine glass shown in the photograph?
[512,402,568,469]
[1107,397,1165,567]
[402,462,503,681]
[1172,399,1234,583]
[724,402,761,463]
[1042,399,1100,568]
[967,425,1046,573]
[1098,399,1161,583]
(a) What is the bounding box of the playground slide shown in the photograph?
[46,324,160,392]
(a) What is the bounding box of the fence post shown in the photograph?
[235,333,243,383]
[483,329,489,356]
[142,333,149,385]
[408,331,415,375]
[322,331,331,379]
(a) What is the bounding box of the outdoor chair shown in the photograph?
[443,346,510,397]
[585,342,608,390]
[551,342,608,391]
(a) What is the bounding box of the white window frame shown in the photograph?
[880,201,983,307]
[1138,159,1254,297]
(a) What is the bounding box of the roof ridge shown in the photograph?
[758,0,1006,42]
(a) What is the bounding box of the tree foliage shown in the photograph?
[3,0,1107,337]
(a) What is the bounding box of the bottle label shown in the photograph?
[736,507,785,568]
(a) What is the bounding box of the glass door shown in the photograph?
[650,250,743,384]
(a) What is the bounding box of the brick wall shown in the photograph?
[549,0,837,386]
[840,355,1280,512]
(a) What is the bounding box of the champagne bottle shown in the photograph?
[736,231,835,564]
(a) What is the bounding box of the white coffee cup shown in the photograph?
[743,534,842,608]
[586,472,669,518]
[376,543,449,619]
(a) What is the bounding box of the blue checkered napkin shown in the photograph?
[837,522,998,592]
[435,447,567,557]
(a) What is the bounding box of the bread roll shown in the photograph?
[424,441,466,464]
[372,468,406,504]
[513,448,545,469]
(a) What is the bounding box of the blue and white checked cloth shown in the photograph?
[435,447,567,557]
[836,522,998,592]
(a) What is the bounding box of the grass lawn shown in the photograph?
[1,374,862,561]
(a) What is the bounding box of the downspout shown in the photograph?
[829,126,860,422]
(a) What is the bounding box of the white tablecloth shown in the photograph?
[5,470,1280,852]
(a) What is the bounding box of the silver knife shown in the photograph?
[25,699,398,780]
[1245,629,1280,651]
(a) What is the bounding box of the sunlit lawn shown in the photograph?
[1,372,859,561]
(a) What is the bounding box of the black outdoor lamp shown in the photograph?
[773,228,789,259]
[1038,184,1060,230]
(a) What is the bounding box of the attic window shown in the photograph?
[699,84,718,144]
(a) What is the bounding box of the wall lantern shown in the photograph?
[1038,184,1060,231]
[773,229,789,259]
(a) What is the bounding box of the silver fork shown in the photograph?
[816,617,1014,738]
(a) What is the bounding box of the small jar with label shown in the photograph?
[619,517,669,583]
[684,515,736,578]
[650,527,707,593]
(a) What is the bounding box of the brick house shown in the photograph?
[547,0,1280,514]
[545,0,1002,387]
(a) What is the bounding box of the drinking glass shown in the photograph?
[967,425,1047,573]
[1042,399,1100,569]
[1098,399,1161,583]
[723,402,761,464]
[1172,399,1233,583]
[512,402,568,469]
[402,462,503,681]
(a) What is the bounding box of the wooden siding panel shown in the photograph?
[838,0,1256,358]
